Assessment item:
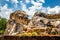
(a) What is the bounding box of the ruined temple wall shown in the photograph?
[4,11,60,35]
[4,10,30,35]
[28,12,60,28]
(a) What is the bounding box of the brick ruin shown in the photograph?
[4,10,30,35]
[4,10,60,36]
[28,11,60,36]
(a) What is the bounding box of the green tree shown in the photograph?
[0,17,7,34]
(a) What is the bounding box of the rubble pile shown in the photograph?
[4,11,60,36]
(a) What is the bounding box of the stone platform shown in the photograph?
[3,36,60,40]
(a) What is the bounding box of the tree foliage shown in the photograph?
[0,16,7,34]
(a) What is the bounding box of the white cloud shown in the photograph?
[36,0,45,3]
[26,0,30,3]
[25,0,45,4]
[47,6,60,14]
[11,0,18,9]
[38,6,60,14]
[20,1,28,11]
[0,4,13,19]
[31,0,43,6]
[21,0,45,18]
[11,0,18,4]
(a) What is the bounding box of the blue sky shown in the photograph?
[43,0,60,8]
[0,0,60,19]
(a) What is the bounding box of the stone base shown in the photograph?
[4,36,60,40]
[0,35,4,40]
